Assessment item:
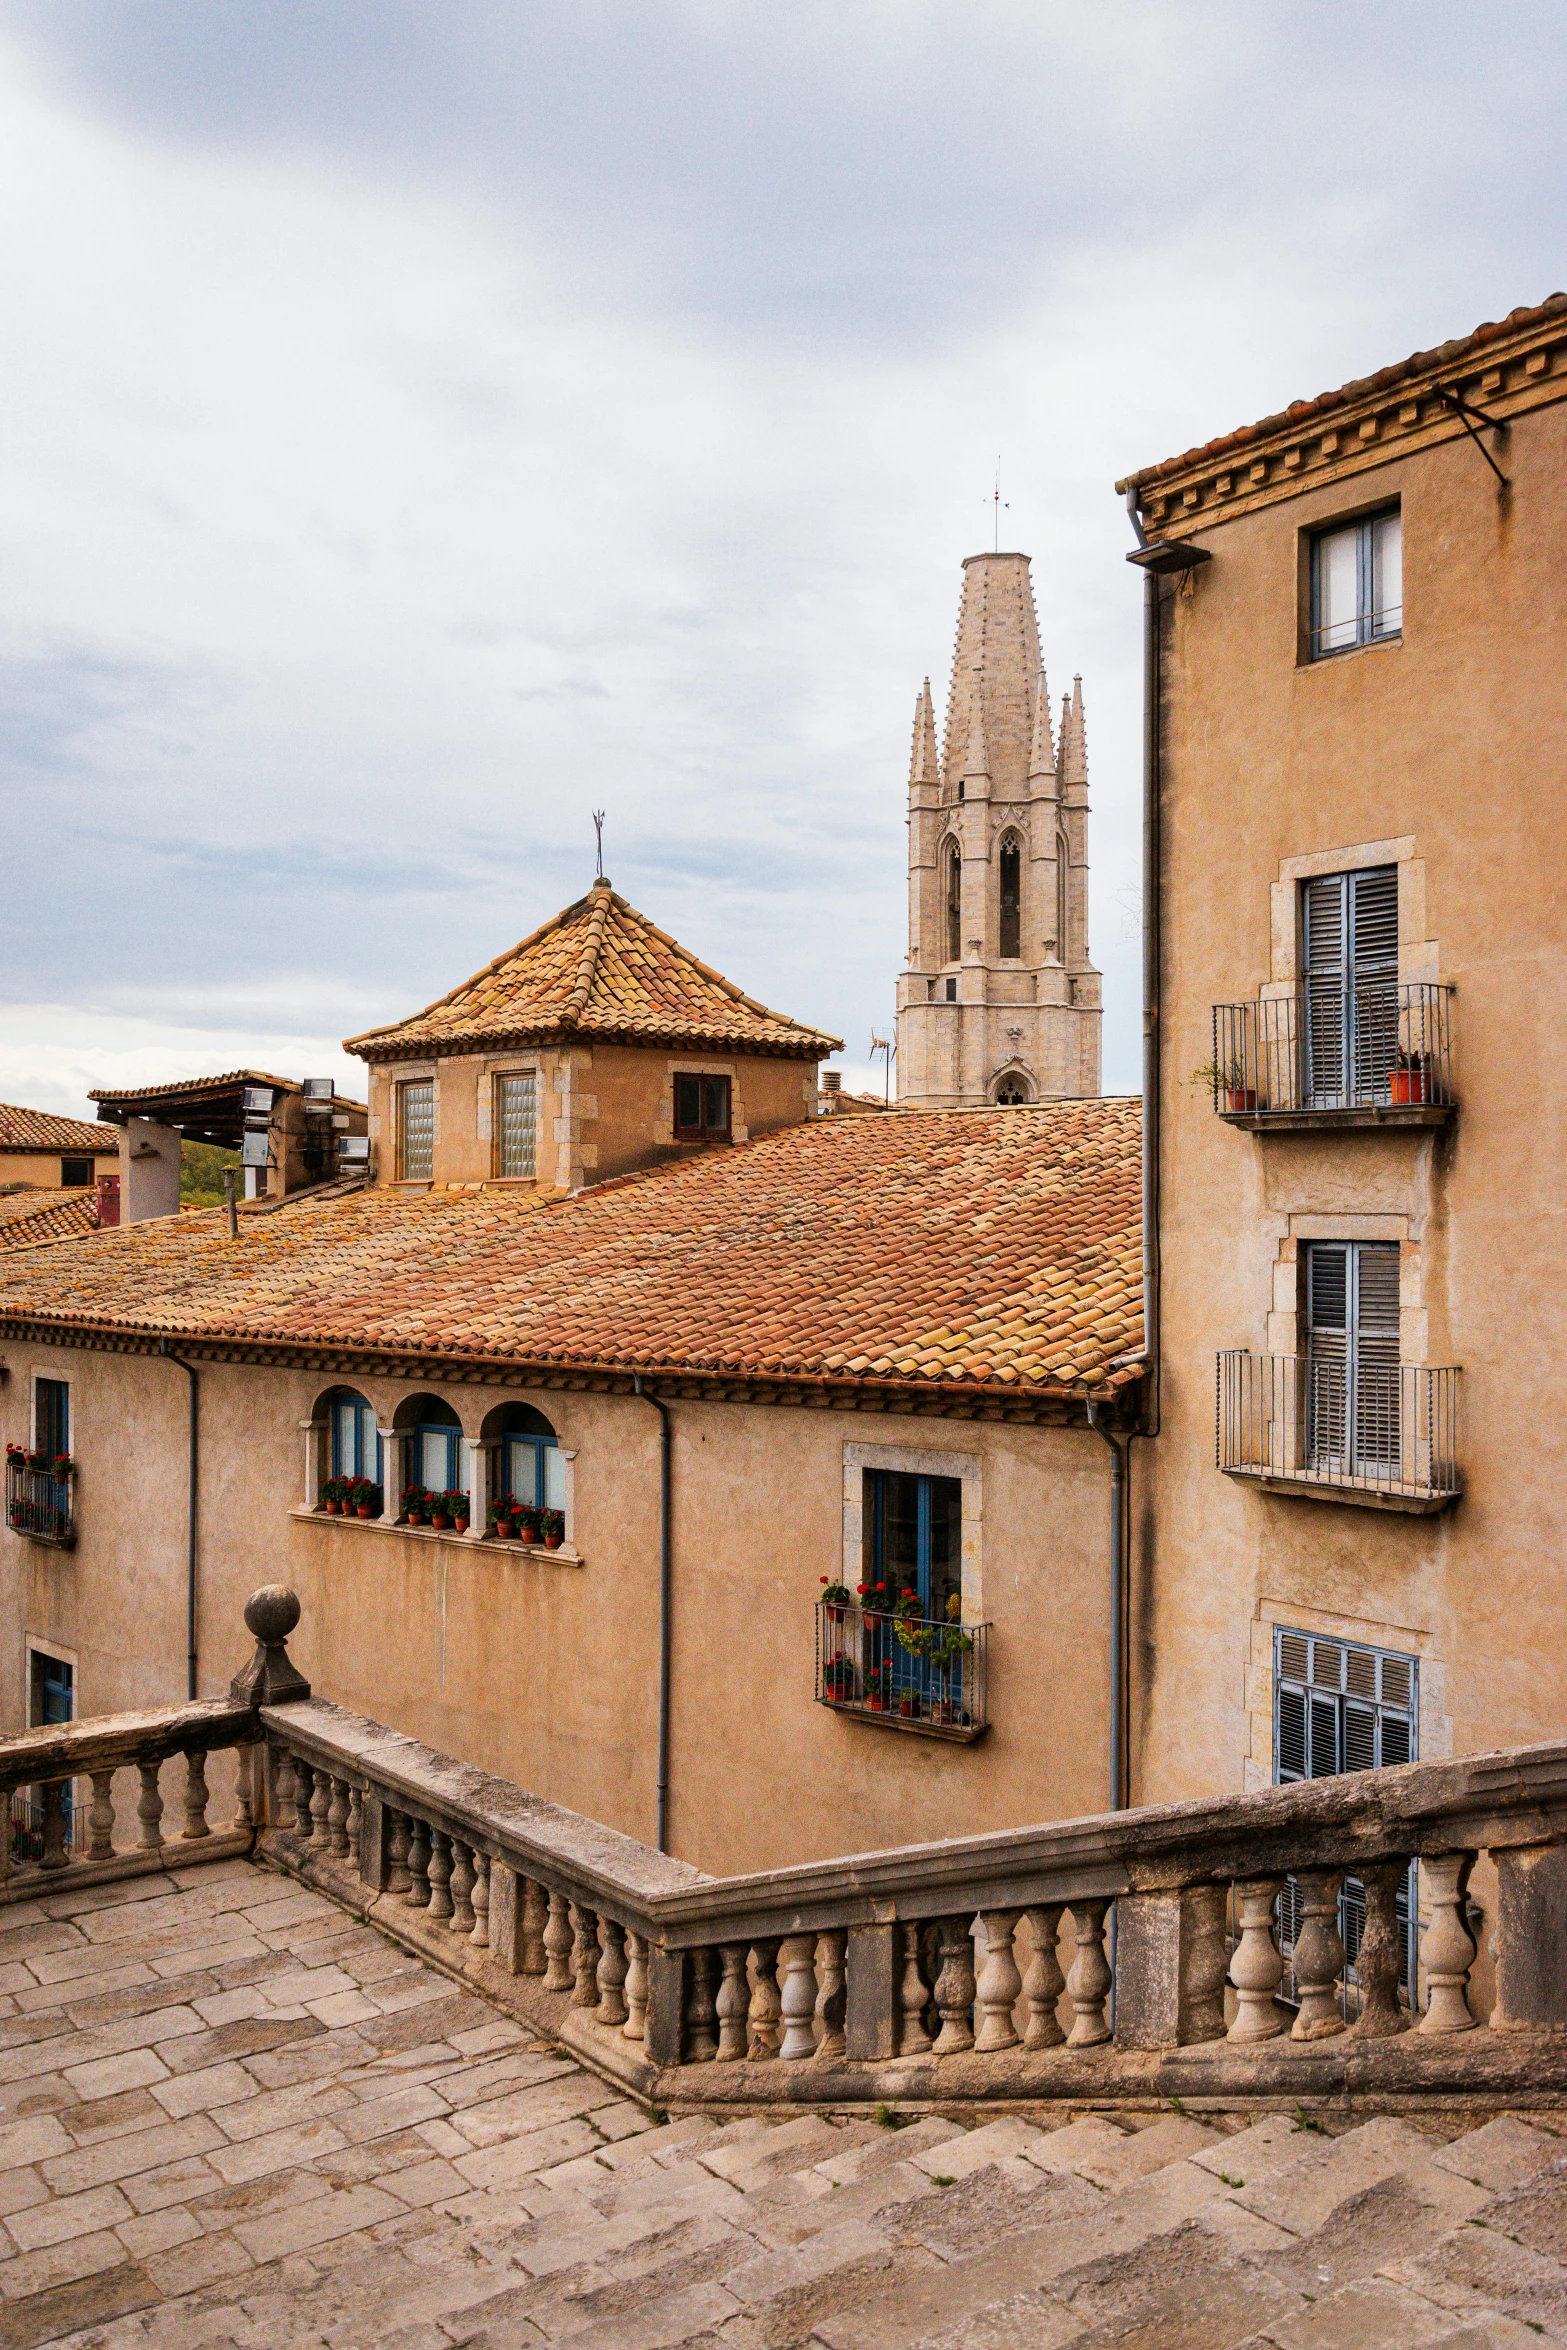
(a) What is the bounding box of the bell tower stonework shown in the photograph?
[895,551,1102,1107]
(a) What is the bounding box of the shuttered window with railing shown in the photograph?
[1274,1625,1418,2014]
[1306,1239,1402,1477]
[1303,865,1399,1108]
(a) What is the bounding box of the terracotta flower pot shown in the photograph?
[357,1505,373,1519]
[431,1514,450,1531]
[495,1520,515,1540]
[406,1513,425,1527]
[1392,1067,1429,1104]
[544,1532,563,1551]
[867,1697,886,1712]
[325,1500,340,1515]
[1225,1087,1258,1115]
[454,1518,469,1534]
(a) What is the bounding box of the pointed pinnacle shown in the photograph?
[1062,675,1088,785]
[1029,667,1056,777]
[909,678,940,787]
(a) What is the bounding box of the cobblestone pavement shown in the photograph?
[1,1860,1565,2349]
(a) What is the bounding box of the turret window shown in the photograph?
[999,838,1021,960]
[944,840,962,964]
[494,1072,537,1180]
[397,1081,434,1182]
[675,1075,731,1140]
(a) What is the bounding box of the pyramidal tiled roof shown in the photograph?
[0,1102,1143,1405]
[346,881,841,1064]
[0,1104,119,1154]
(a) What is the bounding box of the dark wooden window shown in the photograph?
[29,1648,72,1729]
[674,1075,730,1139]
[35,1380,68,1460]
[60,1158,94,1188]
[998,839,1021,959]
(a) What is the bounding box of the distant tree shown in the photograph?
[180,1141,241,1207]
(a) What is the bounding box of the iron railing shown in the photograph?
[4,1458,74,1545]
[1209,982,1453,1118]
[1217,1353,1461,1506]
[814,1601,989,1741]
[9,1789,83,1867]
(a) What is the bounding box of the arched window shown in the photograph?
[1056,830,1070,960]
[999,837,1021,960]
[493,1403,565,1515]
[399,1393,463,1498]
[327,1388,382,1492]
[995,1077,1030,1106]
[945,839,962,965]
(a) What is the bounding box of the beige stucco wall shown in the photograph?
[0,1342,1117,1875]
[0,1148,117,1190]
[1138,386,1567,1808]
[363,1044,818,1194]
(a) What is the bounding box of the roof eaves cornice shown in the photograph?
[1117,296,1567,536]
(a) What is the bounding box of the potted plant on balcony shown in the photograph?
[1392,1048,1433,1105]
[855,1580,892,1618]
[821,1653,859,1703]
[401,1483,429,1527]
[490,1492,518,1540]
[893,1586,934,1659]
[450,1490,470,1534]
[820,1576,852,1625]
[1192,1054,1257,1116]
[347,1476,380,1519]
[864,1660,891,1712]
[540,1508,565,1551]
[321,1477,342,1515]
[515,1503,541,1544]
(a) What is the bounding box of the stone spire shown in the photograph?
[1061,676,1088,804]
[940,553,1042,797]
[908,679,940,790]
[959,671,991,786]
[1028,667,1056,786]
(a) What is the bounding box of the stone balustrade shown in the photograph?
[8,1588,1567,2113]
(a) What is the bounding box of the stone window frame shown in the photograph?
[478,1057,544,1184]
[23,1634,78,1730]
[841,1441,984,1622]
[995,826,1024,962]
[391,1062,438,1186]
[1264,1212,1429,1368]
[1264,834,1438,1004]
[655,1059,751,1150]
[30,1370,72,1457]
[1242,1596,1450,1798]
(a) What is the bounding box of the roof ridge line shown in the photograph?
[343,893,598,1052]
[603,899,820,1035]
[563,885,614,1023]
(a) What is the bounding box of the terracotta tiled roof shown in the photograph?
[89,1070,296,1107]
[345,881,841,1064]
[0,1190,99,1250]
[0,1102,1142,1404]
[0,1104,119,1154]
[1118,294,1567,492]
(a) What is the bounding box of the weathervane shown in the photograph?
[592,808,606,880]
[990,457,1009,553]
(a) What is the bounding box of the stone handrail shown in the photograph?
[0,1696,260,1891]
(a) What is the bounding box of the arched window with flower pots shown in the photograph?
[485,1403,567,1547]
[393,1393,470,1530]
[321,1387,382,1517]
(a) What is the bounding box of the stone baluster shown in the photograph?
[346,1783,363,1866]
[778,1936,820,2059]
[470,1853,491,1948]
[292,1754,314,1836]
[326,1779,350,1858]
[1065,1900,1113,2047]
[406,1818,432,1906]
[234,1747,255,1833]
[87,1770,116,1862]
[685,1947,719,2061]
[448,1841,476,1934]
[136,1758,164,1852]
[182,1753,210,1842]
[815,1930,847,2058]
[624,1932,648,2042]
[542,1893,574,1989]
[1351,1861,1411,2038]
[521,1880,549,1975]
[427,1832,454,1921]
[748,1941,782,2058]
[1417,1853,1479,2034]
[310,1769,331,1845]
[1290,1871,1347,2041]
[387,1811,412,1894]
[898,1923,932,2055]
[716,1944,750,2060]
[975,1911,1022,2053]
[932,1916,977,2056]
[1022,1904,1066,2049]
[570,1905,601,2007]
[1226,1879,1285,2042]
[597,1919,629,2027]
[40,1782,70,1872]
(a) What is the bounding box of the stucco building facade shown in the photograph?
[1118,296,1567,1841]
[896,552,1101,1109]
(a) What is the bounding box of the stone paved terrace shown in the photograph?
[4,1859,1567,2348]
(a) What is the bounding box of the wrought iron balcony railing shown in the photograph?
[1217,1351,1461,1513]
[815,1600,990,1742]
[4,1457,75,1547]
[1209,982,1454,1125]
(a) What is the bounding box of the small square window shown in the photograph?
[60,1158,94,1187]
[1310,508,1401,659]
[674,1073,731,1140]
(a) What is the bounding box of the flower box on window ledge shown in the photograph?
[814,1593,990,1743]
[319,1476,382,1520]
[5,1446,76,1549]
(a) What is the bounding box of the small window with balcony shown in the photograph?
[6,1381,74,1546]
[1310,508,1401,659]
[398,1081,434,1182]
[494,1073,537,1180]
[674,1075,730,1141]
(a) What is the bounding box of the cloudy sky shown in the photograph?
[1,2,1560,1115]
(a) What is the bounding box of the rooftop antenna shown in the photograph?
[592,808,606,881]
[990,457,1009,553]
[870,1030,896,1107]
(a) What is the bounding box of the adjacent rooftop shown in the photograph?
[0,1104,118,1157]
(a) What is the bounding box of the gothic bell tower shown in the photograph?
[895,551,1101,1107]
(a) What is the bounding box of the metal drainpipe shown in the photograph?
[1128,483,1162,1441]
[158,1340,199,1700]
[1085,1398,1128,1813]
[632,1375,673,1854]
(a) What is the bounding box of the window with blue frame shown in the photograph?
[865,1469,961,1619]
[497,1404,564,1513]
[35,1379,69,1461]
[409,1396,465,1499]
[329,1390,382,1490]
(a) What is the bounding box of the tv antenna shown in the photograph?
[592,808,606,880]
[870,1030,896,1106]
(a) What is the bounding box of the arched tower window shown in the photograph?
[1056,830,1070,961]
[944,839,962,965]
[999,837,1021,960]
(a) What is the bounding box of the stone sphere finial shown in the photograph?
[244,1586,301,1646]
